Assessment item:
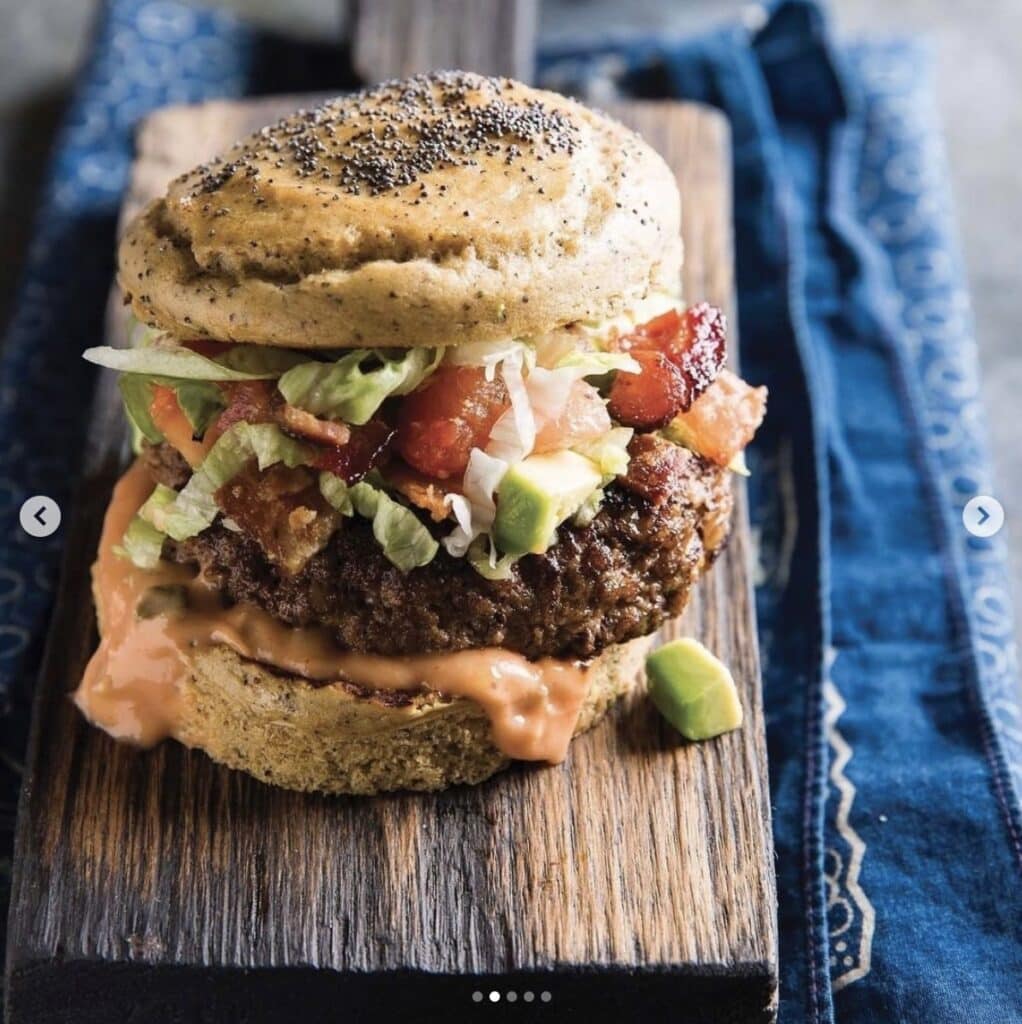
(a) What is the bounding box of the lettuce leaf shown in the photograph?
[574,426,634,480]
[83,342,303,381]
[137,483,181,534]
[555,350,640,377]
[320,470,437,570]
[115,516,167,570]
[118,375,164,448]
[349,480,439,571]
[467,536,519,581]
[318,471,354,516]
[170,380,226,434]
[278,347,442,426]
[156,423,313,541]
[119,375,225,447]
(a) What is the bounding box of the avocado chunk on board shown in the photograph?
[493,450,602,556]
[645,638,743,741]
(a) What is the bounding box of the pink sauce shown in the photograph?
[75,460,592,762]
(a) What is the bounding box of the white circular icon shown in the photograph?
[19,496,61,539]
[963,495,1004,538]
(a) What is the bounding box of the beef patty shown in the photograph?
[146,435,733,660]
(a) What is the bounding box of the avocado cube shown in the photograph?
[494,450,602,556]
[645,638,743,741]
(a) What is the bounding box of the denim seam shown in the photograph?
[762,102,835,1024]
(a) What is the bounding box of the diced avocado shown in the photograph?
[645,638,743,741]
[494,450,602,556]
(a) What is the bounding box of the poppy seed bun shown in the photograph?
[169,637,651,794]
[118,71,681,349]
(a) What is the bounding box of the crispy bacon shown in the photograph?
[607,350,687,429]
[313,417,396,484]
[279,404,352,447]
[619,432,707,506]
[382,461,457,522]
[609,304,729,429]
[208,380,277,442]
[215,463,342,575]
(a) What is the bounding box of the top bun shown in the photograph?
[119,72,681,350]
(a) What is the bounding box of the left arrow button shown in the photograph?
[19,496,61,539]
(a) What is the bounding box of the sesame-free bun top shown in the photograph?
[119,72,681,350]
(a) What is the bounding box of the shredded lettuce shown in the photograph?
[278,348,442,426]
[574,426,634,480]
[118,375,164,448]
[319,472,438,571]
[156,423,313,541]
[137,483,179,533]
[554,350,641,377]
[318,471,354,516]
[467,536,519,581]
[573,487,605,528]
[444,339,535,380]
[118,375,225,451]
[350,481,439,571]
[728,451,751,476]
[486,349,535,464]
[170,380,226,434]
[115,516,167,570]
[84,342,304,381]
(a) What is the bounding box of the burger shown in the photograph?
[77,72,766,794]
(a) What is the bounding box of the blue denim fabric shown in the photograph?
[1,1,1020,1020]
[544,3,1022,1020]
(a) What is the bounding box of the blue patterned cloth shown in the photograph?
[1,2,1020,1020]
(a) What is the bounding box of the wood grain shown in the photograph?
[5,97,777,1024]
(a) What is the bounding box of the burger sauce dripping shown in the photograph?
[76,460,591,763]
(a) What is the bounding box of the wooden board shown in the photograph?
[5,97,777,1024]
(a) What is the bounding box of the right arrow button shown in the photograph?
[963,495,1004,538]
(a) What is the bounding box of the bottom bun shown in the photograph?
[173,637,653,795]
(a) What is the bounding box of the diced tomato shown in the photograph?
[313,418,396,484]
[607,350,687,430]
[396,365,510,479]
[533,380,611,453]
[668,369,767,467]
[149,385,211,468]
[208,381,277,442]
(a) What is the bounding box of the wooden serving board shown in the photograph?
[6,97,777,1023]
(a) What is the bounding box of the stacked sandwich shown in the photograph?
[79,72,766,793]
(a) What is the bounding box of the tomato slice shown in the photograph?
[668,370,767,467]
[396,365,509,479]
[149,385,211,468]
[533,380,611,453]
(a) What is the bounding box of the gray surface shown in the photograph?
[1,0,1019,615]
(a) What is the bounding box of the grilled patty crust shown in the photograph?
[148,435,732,660]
